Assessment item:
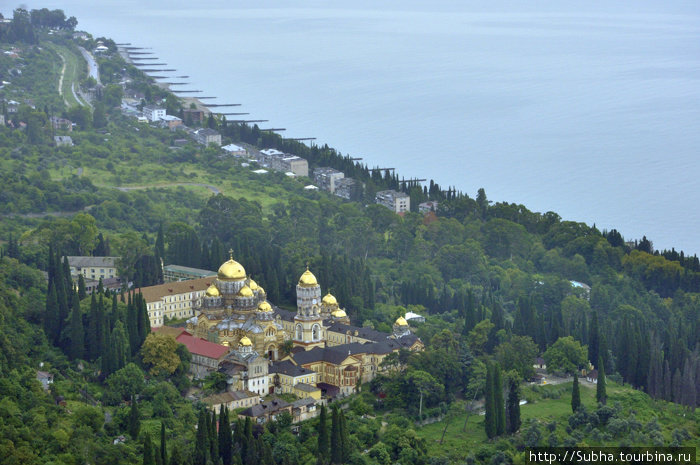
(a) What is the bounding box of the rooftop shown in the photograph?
[135,276,213,303]
[270,360,315,377]
[175,332,230,360]
[203,390,258,406]
[67,256,119,268]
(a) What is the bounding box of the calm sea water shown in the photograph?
[8,0,700,254]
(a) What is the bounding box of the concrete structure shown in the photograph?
[418,201,439,213]
[163,264,216,283]
[194,128,222,146]
[143,105,166,122]
[313,167,344,193]
[36,371,53,390]
[405,311,425,323]
[239,397,292,424]
[203,390,260,414]
[272,155,308,177]
[137,277,212,327]
[376,190,410,213]
[159,114,182,129]
[67,256,119,281]
[222,143,247,156]
[218,338,270,396]
[50,116,72,132]
[54,135,73,147]
[291,397,319,423]
[334,178,360,200]
[175,331,231,378]
[268,360,317,395]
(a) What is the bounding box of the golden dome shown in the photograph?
[239,336,252,346]
[331,309,347,318]
[205,284,220,297]
[322,293,338,306]
[237,285,253,297]
[248,279,259,290]
[217,250,246,281]
[298,267,318,287]
[395,316,409,326]
[258,301,272,312]
[258,286,265,295]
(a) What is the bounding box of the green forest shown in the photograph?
[0,8,698,465]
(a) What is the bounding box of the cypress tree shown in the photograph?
[160,421,167,465]
[484,362,497,439]
[330,407,342,464]
[571,373,581,412]
[128,397,140,439]
[194,410,209,465]
[209,410,219,465]
[317,405,329,464]
[45,281,59,344]
[112,320,130,370]
[596,356,607,405]
[588,311,599,367]
[156,224,165,260]
[339,410,350,462]
[78,274,87,300]
[55,255,69,345]
[494,363,506,436]
[137,293,151,349]
[219,406,232,465]
[68,290,84,360]
[169,442,183,465]
[143,432,155,465]
[506,379,521,434]
[86,293,99,361]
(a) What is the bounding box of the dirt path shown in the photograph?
[114,182,220,194]
[57,53,69,107]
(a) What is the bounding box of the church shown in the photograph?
[186,252,422,361]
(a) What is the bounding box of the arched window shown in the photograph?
[295,324,303,340]
[312,324,320,341]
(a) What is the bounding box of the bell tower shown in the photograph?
[293,266,324,348]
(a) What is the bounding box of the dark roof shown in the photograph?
[269,360,315,377]
[291,341,394,366]
[275,308,296,322]
[240,398,290,417]
[324,322,391,342]
[293,383,320,393]
[396,333,421,348]
[316,383,339,398]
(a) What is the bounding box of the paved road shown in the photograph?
[78,46,101,84]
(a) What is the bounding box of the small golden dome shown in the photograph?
[248,279,259,290]
[205,284,220,297]
[331,309,347,318]
[258,301,272,312]
[217,250,246,281]
[239,336,252,346]
[237,285,253,297]
[322,293,338,306]
[395,316,409,326]
[298,267,318,287]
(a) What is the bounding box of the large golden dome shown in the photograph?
[205,284,220,297]
[239,336,252,346]
[258,301,272,312]
[298,267,318,287]
[217,250,246,281]
[395,316,409,327]
[322,292,338,306]
[237,285,253,297]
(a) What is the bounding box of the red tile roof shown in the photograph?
[176,332,230,360]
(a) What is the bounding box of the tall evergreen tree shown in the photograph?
[596,356,607,405]
[128,397,140,439]
[339,410,350,462]
[506,379,521,434]
[209,410,219,465]
[219,406,232,465]
[194,410,209,465]
[78,274,87,301]
[588,311,599,367]
[330,407,342,464]
[169,442,183,465]
[112,320,130,371]
[484,362,497,439]
[143,432,155,465]
[156,224,165,260]
[571,373,581,412]
[68,290,84,360]
[86,293,99,361]
[44,281,59,344]
[494,363,506,436]
[317,405,329,464]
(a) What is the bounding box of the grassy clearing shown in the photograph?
[417,381,700,462]
[46,44,86,107]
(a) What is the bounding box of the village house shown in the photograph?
[203,390,260,414]
[238,398,292,424]
[194,128,221,146]
[67,256,119,281]
[54,135,73,147]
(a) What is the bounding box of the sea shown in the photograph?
[6,0,700,254]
